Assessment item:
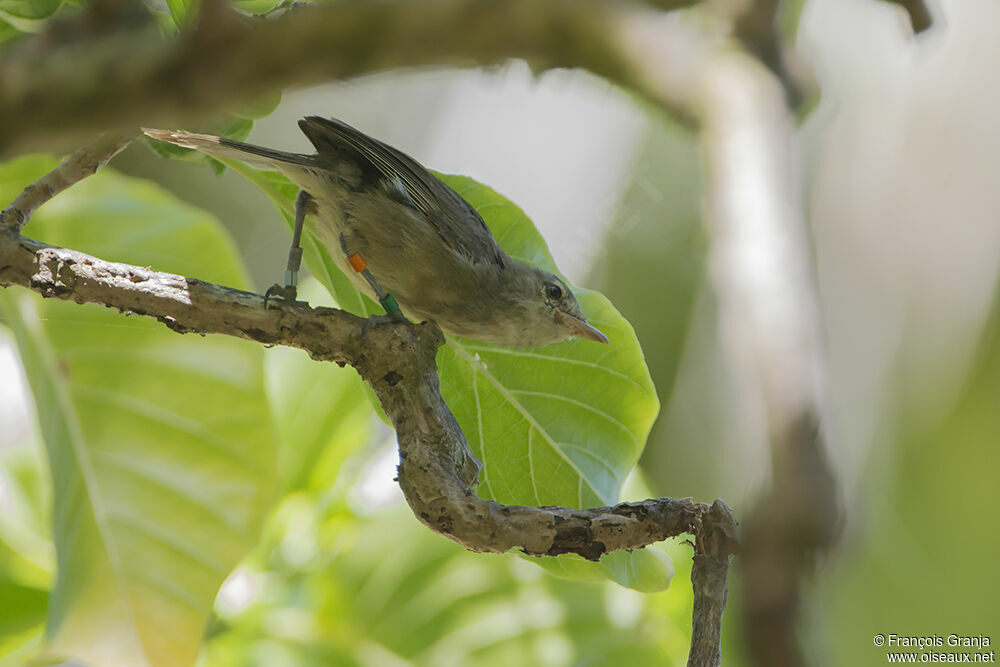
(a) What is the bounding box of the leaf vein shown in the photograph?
[508,389,640,449]
[456,344,645,391]
[448,341,608,505]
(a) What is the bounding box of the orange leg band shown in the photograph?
[347,252,367,272]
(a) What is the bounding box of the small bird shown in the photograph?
[144,117,607,347]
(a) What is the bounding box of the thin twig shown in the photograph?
[0,133,134,232]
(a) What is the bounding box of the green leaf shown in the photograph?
[0,156,277,667]
[231,0,285,15]
[436,176,657,508]
[148,6,179,39]
[600,548,674,592]
[0,17,20,42]
[229,92,283,121]
[0,431,54,593]
[0,580,47,638]
[529,548,673,594]
[0,0,61,20]
[434,177,661,589]
[164,0,196,29]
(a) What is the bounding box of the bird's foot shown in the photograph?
[263,283,299,309]
[361,310,407,338]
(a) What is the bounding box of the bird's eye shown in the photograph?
[543,283,563,301]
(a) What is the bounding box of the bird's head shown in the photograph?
[500,264,608,348]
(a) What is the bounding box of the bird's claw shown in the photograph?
[264,283,298,309]
[361,311,407,338]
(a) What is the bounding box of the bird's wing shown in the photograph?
[298,116,507,267]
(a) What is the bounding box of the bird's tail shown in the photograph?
[142,128,314,167]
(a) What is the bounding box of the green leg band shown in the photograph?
[380,294,400,314]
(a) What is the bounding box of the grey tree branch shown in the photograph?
[0,228,736,557]
[688,499,739,667]
[0,0,702,155]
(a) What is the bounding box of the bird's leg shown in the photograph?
[345,251,406,326]
[264,190,313,307]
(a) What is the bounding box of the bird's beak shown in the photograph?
[555,309,609,344]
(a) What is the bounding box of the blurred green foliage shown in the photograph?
[0,0,61,21]
[0,156,277,667]
[822,295,1000,665]
[196,491,693,667]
